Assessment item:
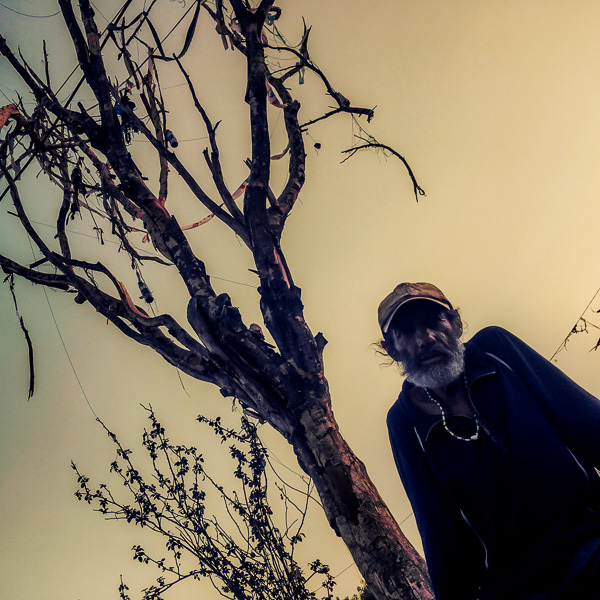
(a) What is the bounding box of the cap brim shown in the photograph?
[382,297,451,333]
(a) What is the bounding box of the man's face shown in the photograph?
[389,301,465,389]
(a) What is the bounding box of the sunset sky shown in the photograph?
[3,1,600,599]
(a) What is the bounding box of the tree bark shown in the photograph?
[290,397,433,600]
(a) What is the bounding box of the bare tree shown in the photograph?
[0,2,431,599]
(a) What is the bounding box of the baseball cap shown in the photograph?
[378,282,452,333]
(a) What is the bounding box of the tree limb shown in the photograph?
[341,142,426,202]
[175,57,246,226]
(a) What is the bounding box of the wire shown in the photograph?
[176,368,191,397]
[89,0,108,24]
[310,560,359,594]
[24,218,130,245]
[399,511,415,526]
[0,87,14,104]
[10,217,257,288]
[334,562,357,579]
[25,238,99,419]
[0,2,60,18]
[41,285,99,419]
[211,275,255,289]
[0,0,132,197]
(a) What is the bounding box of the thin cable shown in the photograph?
[15,219,257,288]
[24,219,129,244]
[0,87,13,103]
[0,2,60,18]
[211,275,255,289]
[129,0,199,76]
[25,238,99,419]
[89,1,108,24]
[334,563,357,579]
[399,511,415,526]
[310,560,359,594]
[41,285,99,419]
[264,453,323,510]
[176,369,191,397]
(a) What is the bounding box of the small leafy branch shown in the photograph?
[550,287,600,361]
[341,582,377,600]
[72,406,337,600]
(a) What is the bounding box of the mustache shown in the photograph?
[415,345,452,364]
[404,343,466,389]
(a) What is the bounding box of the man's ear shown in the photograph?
[450,312,463,338]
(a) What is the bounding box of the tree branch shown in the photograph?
[265,39,375,123]
[0,254,71,290]
[119,104,252,247]
[341,142,425,202]
[266,76,305,234]
[175,57,247,226]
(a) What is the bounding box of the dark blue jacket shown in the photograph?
[387,326,600,599]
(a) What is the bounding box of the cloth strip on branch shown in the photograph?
[229,16,268,45]
[145,0,203,62]
[231,177,249,200]
[166,130,178,147]
[0,104,20,130]
[182,213,214,229]
[229,147,289,202]
[78,199,214,243]
[137,278,154,303]
[265,6,282,26]
[7,275,35,399]
[115,279,150,318]
[266,81,287,108]
[141,213,215,243]
[296,62,305,84]
[273,248,290,288]
[271,145,289,160]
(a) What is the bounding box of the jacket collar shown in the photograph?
[400,340,498,442]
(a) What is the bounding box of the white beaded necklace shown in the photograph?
[424,374,480,442]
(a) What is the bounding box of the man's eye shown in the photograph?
[394,325,414,337]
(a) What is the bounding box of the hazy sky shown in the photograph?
[3,1,600,599]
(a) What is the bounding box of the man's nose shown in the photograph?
[414,327,435,348]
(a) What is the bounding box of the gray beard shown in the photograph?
[404,344,466,389]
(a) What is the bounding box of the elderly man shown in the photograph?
[379,282,600,600]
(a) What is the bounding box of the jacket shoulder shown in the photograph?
[387,393,406,425]
[468,325,513,345]
[386,389,414,434]
[467,325,527,354]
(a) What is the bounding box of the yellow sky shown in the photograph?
[3,1,600,599]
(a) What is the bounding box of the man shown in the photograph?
[379,282,600,599]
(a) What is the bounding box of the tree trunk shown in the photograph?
[288,394,433,600]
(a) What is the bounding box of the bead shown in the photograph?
[425,374,480,442]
